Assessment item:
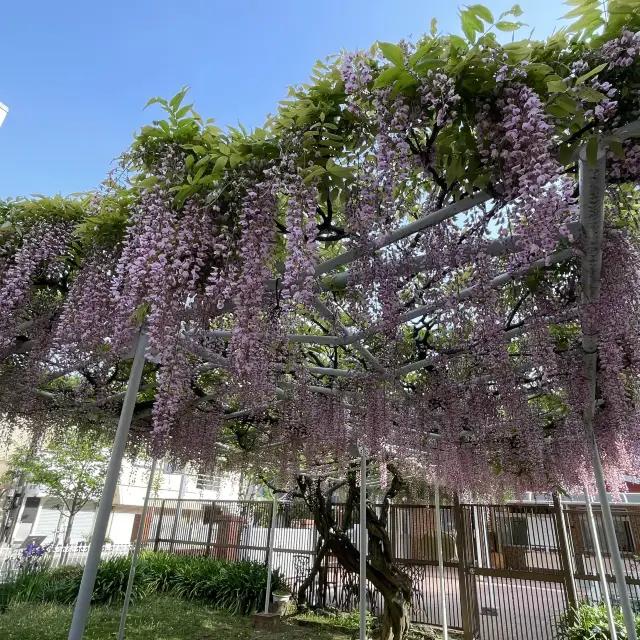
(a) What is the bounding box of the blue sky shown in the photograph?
[0,0,567,198]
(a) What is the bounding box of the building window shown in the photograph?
[196,474,221,492]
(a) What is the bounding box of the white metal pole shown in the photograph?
[579,147,637,640]
[68,331,148,640]
[480,508,496,610]
[118,458,157,640]
[360,451,367,640]
[169,468,189,552]
[264,495,278,614]
[435,485,448,640]
[584,485,617,640]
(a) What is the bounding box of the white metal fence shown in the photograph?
[0,543,134,582]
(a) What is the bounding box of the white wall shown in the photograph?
[107,512,136,545]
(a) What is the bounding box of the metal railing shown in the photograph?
[137,497,640,640]
[0,543,134,582]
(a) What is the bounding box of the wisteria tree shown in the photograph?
[2,1,640,636]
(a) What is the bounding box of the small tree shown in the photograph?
[3,429,109,547]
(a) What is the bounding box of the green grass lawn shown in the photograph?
[0,595,348,640]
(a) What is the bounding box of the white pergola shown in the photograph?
[66,127,640,640]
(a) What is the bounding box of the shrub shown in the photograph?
[0,551,285,617]
[137,550,184,593]
[92,556,154,606]
[557,602,640,639]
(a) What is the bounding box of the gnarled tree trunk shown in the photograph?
[294,464,412,640]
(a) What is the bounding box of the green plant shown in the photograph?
[91,556,154,606]
[556,602,640,639]
[137,550,184,593]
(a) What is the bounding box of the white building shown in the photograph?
[4,456,241,548]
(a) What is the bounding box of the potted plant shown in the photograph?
[272,586,291,603]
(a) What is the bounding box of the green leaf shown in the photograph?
[414,58,444,74]
[328,165,355,178]
[462,9,485,32]
[169,86,189,111]
[229,154,243,168]
[374,66,403,88]
[394,71,418,93]
[378,42,405,67]
[496,20,522,31]
[526,63,554,76]
[562,3,597,19]
[547,79,567,93]
[578,87,606,102]
[137,177,158,190]
[568,10,603,33]
[559,142,579,165]
[468,4,494,23]
[192,145,206,155]
[548,104,570,118]
[607,137,625,159]
[555,94,577,113]
[143,97,168,110]
[430,17,438,36]
[213,155,228,173]
[185,155,195,171]
[175,104,193,119]
[586,137,599,167]
[500,3,523,17]
[460,12,478,43]
[303,165,326,184]
[449,35,468,50]
[575,62,608,85]
[409,43,432,67]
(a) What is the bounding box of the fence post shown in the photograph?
[435,484,449,640]
[453,494,472,640]
[453,493,480,640]
[205,501,216,556]
[552,492,578,618]
[264,496,278,613]
[154,500,165,552]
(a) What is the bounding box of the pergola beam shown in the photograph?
[313,191,491,276]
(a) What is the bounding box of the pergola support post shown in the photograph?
[579,147,637,640]
[584,485,618,639]
[118,457,157,640]
[68,332,148,640]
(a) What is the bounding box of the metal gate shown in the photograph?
[461,500,572,640]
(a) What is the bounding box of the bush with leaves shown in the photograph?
[0,552,284,616]
[557,602,640,639]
